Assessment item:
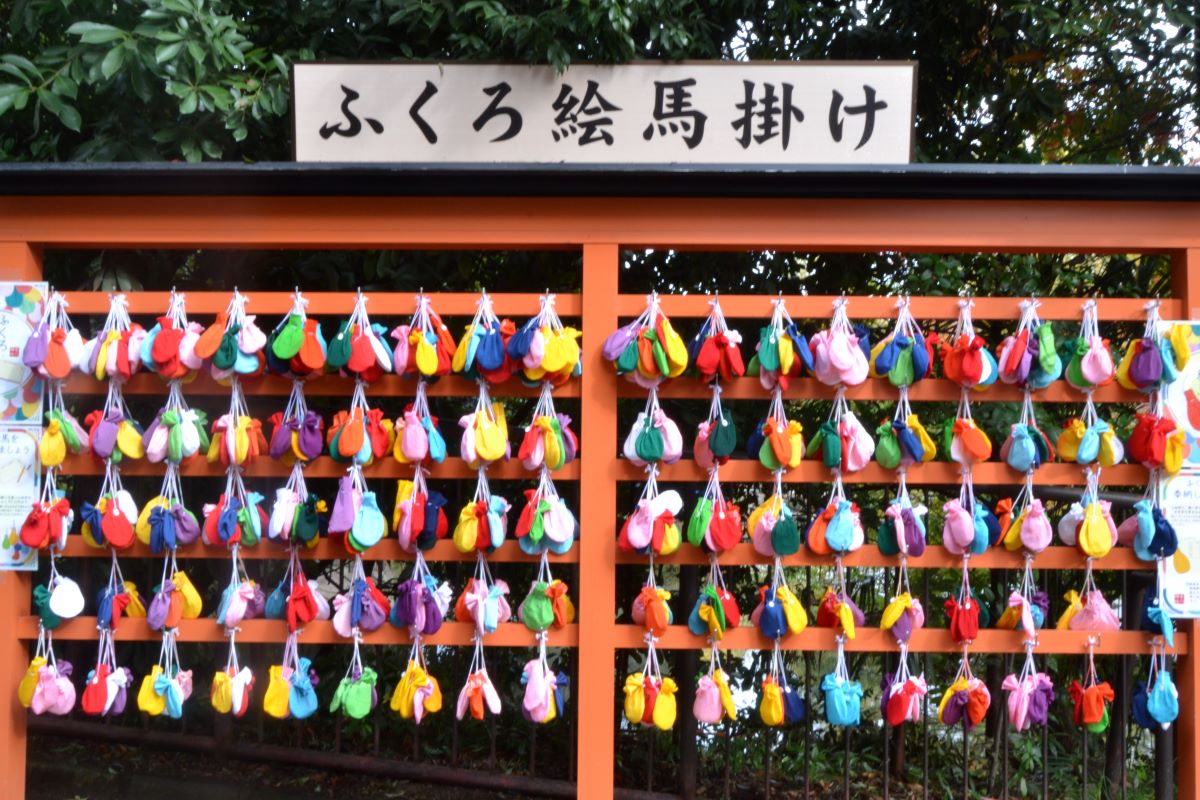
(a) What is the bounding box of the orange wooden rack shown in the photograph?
[1,185,1199,800]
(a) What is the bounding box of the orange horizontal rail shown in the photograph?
[58,537,578,564]
[60,291,582,317]
[614,626,1183,655]
[618,543,1149,571]
[637,376,1145,404]
[619,294,1181,320]
[64,372,580,399]
[18,617,575,648]
[614,459,1145,486]
[60,453,579,481]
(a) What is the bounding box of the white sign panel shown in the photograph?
[293,62,915,164]
[1160,321,1200,615]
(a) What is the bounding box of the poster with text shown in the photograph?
[1158,321,1200,616]
[0,282,46,425]
[0,425,39,571]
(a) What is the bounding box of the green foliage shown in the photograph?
[0,0,1195,163]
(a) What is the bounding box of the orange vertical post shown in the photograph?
[577,243,620,800]
[1173,247,1200,798]
[0,241,40,800]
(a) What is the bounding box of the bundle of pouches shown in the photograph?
[809,297,869,387]
[518,569,575,634]
[269,463,326,548]
[996,586,1049,633]
[1057,476,1117,558]
[997,298,1061,389]
[521,642,568,724]
[264,290,327,378]
[451,475,510,554]
[631,580,674,638]
[137,464,201,555]
[206,383,266,469]
[688,297,744,384]
[324,290,393,382]
[758,644,805,726]
[79,293,147,383]
[881,667,928,727]
[332,575,392,637]
[201,474,267,549]
[1057,586,1122,633]
[210,648,255,718]
[80,471,139,552]
[143,393,208,466]
[936,299,998,392]
[328,467,388,554]
[39,399,89,470]
[880,583,925,645]
[809,400,874,473]
[1062,299,1114,394]
[1002,661,1055,731]
[604,292,688,388]
[751,572,808,640]
[504,291,582,386]
[140,289,201,384]
[694,650,737,725]
[748,474,800,557]
[999,482,1053,554]
[264,632,320,720]
[268,380,324,465]
[1002,392,1055,473]
[390,553,451,637]
[1132,644,1179,731]
[617,473,683,557]
[1069,676,1115,733]
[79,630,132,718]
[84,393,145,466]
[1116,302,1191,393]
[1123,495,1179,562]
[21,477,73,553]
[390,642,443,724]
[876,408,937,470]
[331,664,379,721]
[686,471,742,554]
[941,486,991,557]
[870,297,933,389]
[459,383,510,468]
[876,483,928,558]
[1127,412,1185,474]
[24,289,85,382]
[515,472,576,556]
[194,290,269,381]
[946,410,992,466]
[944,574,981,645]
[686,574,741,643]
[937,668,991,730]
[22,628,75,716]
[751,297,811,391]
[694,388,737,471]
[623,639,677,730]
[623,387,682,467]
[804,489,865,556]
[453,290,519,385]
[519,381,578,472]
[392,469,449,553]
[146,564,203,634]
[746,388,804,472]
[457,572,512,636]
[457,642,502,721]
[822,639,863,727]
[815,587,864,640]
[327,384,392,467]
[1055,407,1123,468]
[137,633,192,719]
[393,293,456,381]
[215,554,266,633]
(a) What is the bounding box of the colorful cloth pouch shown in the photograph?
[752,297,809,391]
[689,298,745,385]
[618,473,682,557]
[937,300,996,392]
[809,297,869,387]
[604,293,688,388]
[393,294,456,380]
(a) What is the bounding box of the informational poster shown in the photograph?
[0,425,39,571]
[0,282,45,424]
[293,62,916,164]
[1158,321,1200,616]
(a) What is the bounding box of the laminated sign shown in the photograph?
[293,62,916,164]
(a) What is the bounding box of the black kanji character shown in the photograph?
[552,80,621,146]
[642,78,707,149]
[731,80,804,149]
[473,82,523,142]
[829,85,889,150]
[319,85,384,139]
[409,80,439,144]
